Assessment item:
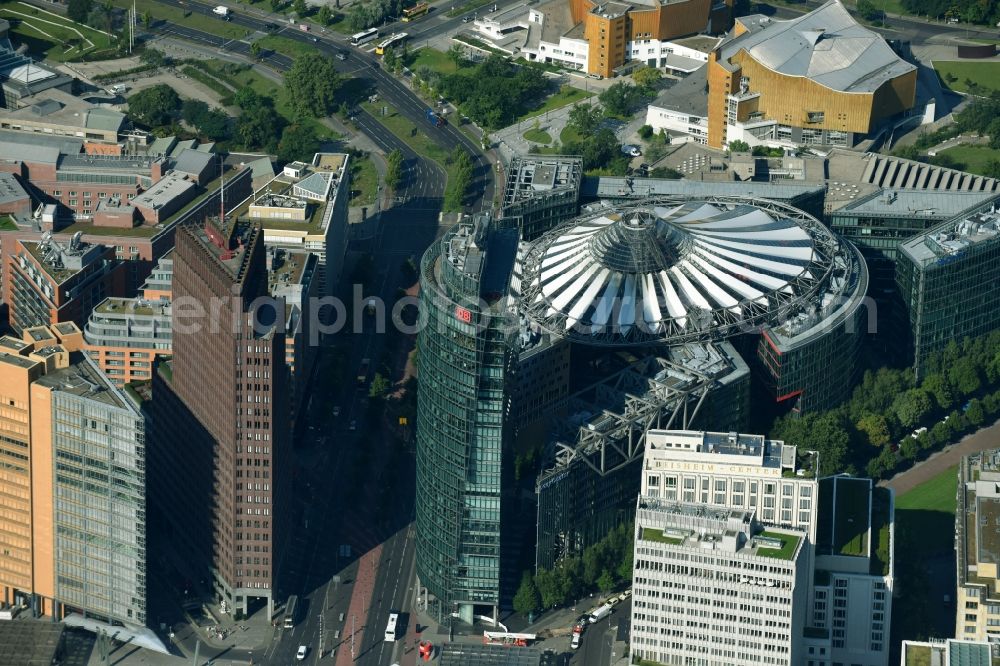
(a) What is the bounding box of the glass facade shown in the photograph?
[415,219,517,621]
[51,384,146,625]
[897,216,1000,378]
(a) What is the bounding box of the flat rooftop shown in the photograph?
[835,188,1000,219]
[94,296,169,318]
[268,249,309,290]
[900,210,1000,265]
[22,239,105,284]
[34,352,132,409]
[502,155,582,207]
[645,429,807,471]
[977,496,1000,566]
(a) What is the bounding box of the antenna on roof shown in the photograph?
[219,154,225,224]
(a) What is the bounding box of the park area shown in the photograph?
[934,61,1000,95]
[0,1,115,61]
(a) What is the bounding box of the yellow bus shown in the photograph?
[401,2,429,21]
[375,32,408,55]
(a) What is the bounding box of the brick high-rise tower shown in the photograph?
[150,217,290,618]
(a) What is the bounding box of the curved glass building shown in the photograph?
[415,215,518,623]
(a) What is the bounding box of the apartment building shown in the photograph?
[0,323,146,628]
[83,252,173,386]
[4,233,126,335]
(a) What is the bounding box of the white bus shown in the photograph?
[350,28,380,46]
[284,595,299,629]
[375,32,408,55]
[384,612,399,641]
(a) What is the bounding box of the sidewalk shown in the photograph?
[333,544,383,665]
[880,416,1000,495]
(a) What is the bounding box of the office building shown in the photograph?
[0,323,147,628]
[646,1,916,149]
[956,449,1000,642]
[896,208,1000,378]
[149,216,291,618]
[415,214,519,624]
[0,171,31,220]
[473,0,729,78]
[83,252,173,386]
[235,152,350,294]
[630,430,819,665]
[810,476,893,666]
[4,233,126,335]
[498,156,583,241]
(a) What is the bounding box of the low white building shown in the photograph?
[645,66,710,145]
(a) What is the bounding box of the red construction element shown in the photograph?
[419,640,433,661]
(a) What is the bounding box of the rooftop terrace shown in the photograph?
[901,210,1000,265]
[34,351,131,409]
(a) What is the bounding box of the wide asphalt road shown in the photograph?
[155,0,494,208]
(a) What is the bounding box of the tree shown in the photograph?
[182,99,210,127]
[235,104,283,151]
[599,82,643,117]
[728,139,751,153]
[568,103,602,134]
[596,569,615,593]
[141,10,151,27]
[369,372,390,399]
[385,149,405,190]
[97,0,114,36]
[127,84,180,127]
[865,445,897,480]
[921,372,954,410]
[317,5,334,24]
[967,399,985,426]
[513,572,541,616]
[857,0,880,20]
[197,109,230,141]
[250,41,262,60]
[534,568,561,609]
[638,124,654,140]
[284,54,343,119]
[892,389,933,429]
[443,146,474,211]
[270,0,285,10]
[67,0,93,23]
[383,47,399,73]
[293,0,308,15]
[234,86,268,111]
[856,413,891,447]
[631,66,663,91]
[949,357,981,396]
[277,123,319,162]
[139,48,167,67]
[447,44,466,68]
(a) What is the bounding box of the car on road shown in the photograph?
[265,22,278,31]
[349,420,357,431]
[621,145,642,157]
[462,15,472,22]
[296,645,308,660]
[336,50,348,60]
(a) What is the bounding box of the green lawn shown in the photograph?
[0,215,17,230]
[517,85,595,123]
[756,531,801,560]
[834,477,871,557]
[405,47,459,76]
[447,0,494,18]
[523,128,552,144]
[108,0,251,40]
[359,100,449,164]
[939,144,1000,177]
[904,644,932,666]
[560,125,582,145]
[256,34,317,60]
[897,465,959,514]
[0,4,114,62]
[350,156,379,206]
[641,527,683,545]
[934,61,1000,94]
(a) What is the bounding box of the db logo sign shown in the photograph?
[455,306,472,323]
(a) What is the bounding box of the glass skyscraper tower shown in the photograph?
[415,214,518,624]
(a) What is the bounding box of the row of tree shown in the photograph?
[385,149,405,190]
[513,523,634,616]
[347,0,407,31]
[443,146,475,211]
[771,330,1000,481]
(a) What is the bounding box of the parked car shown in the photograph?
[621,144,642,157]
